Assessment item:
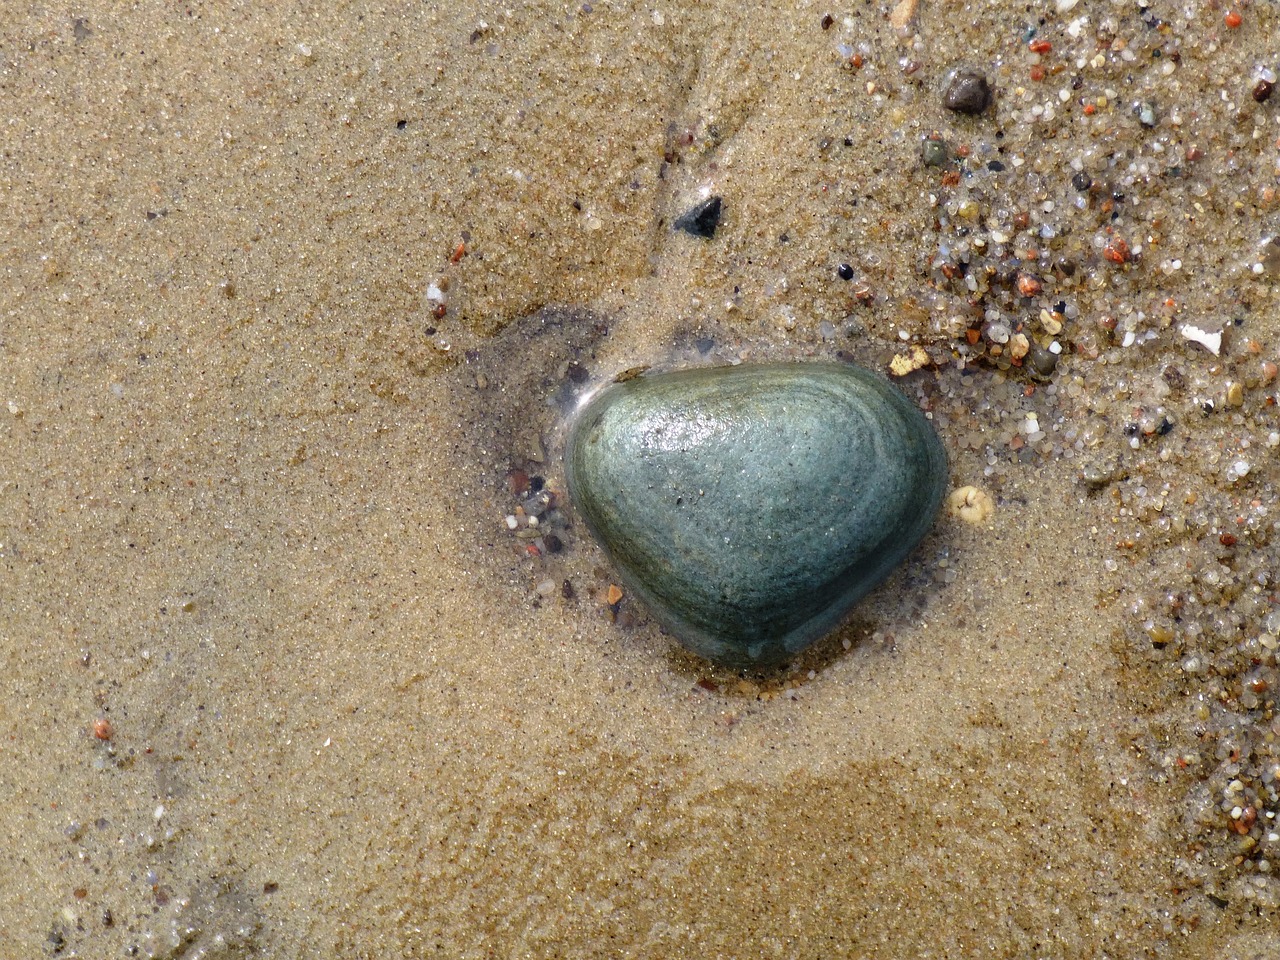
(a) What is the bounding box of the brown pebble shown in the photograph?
[943,69,992,114]
[606,584,624,605]
[821,13,833,30]
[561,579,575,600]
[542,533,563,553]
[92,717,113,740]
[1254,79,1274,103]
[506,469,529,496]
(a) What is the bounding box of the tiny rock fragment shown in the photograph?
[943,69,992,115]
[1016,273,1042,297]
[1026,341,1059,380]
[606,584,624,605]
[1103,236,1132,264]
[506,468,530,496]
[920,135,951,168]
[674,196,723,239]
[947,486,994,525]
[888,344,930,377]
[92,717,113,741]
[1179,323,1222,356]
[425,281,447,314]
[888,0,919,32]
[613,365,651,383]
[1009,333,1030,361]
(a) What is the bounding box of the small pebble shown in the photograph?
[943,69,992,115]
[1016,273,1042,297]
[1026,341,1059,379]
[674,196,723,239]
[1253,79,1273,103]
[921,136,951,167]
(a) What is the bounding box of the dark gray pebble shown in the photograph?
[943,70,992,114]
[674,196,723,239]
[1026,341,1059,380]
[921,136,951,167]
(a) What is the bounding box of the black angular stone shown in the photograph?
[674,196,723,239]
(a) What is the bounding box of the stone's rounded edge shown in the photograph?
[770,405,946,666]
[563,361,949,670]
[565,380,742,662]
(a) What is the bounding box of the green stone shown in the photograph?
[564,362,948,668]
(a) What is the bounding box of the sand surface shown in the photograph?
[2,2,1279,957]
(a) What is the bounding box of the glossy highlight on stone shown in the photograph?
[564,362,948,668]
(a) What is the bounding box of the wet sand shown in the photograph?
[2,3,1278,957]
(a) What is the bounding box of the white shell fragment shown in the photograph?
[947,486,995,525]
[1178,323,1222,356]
